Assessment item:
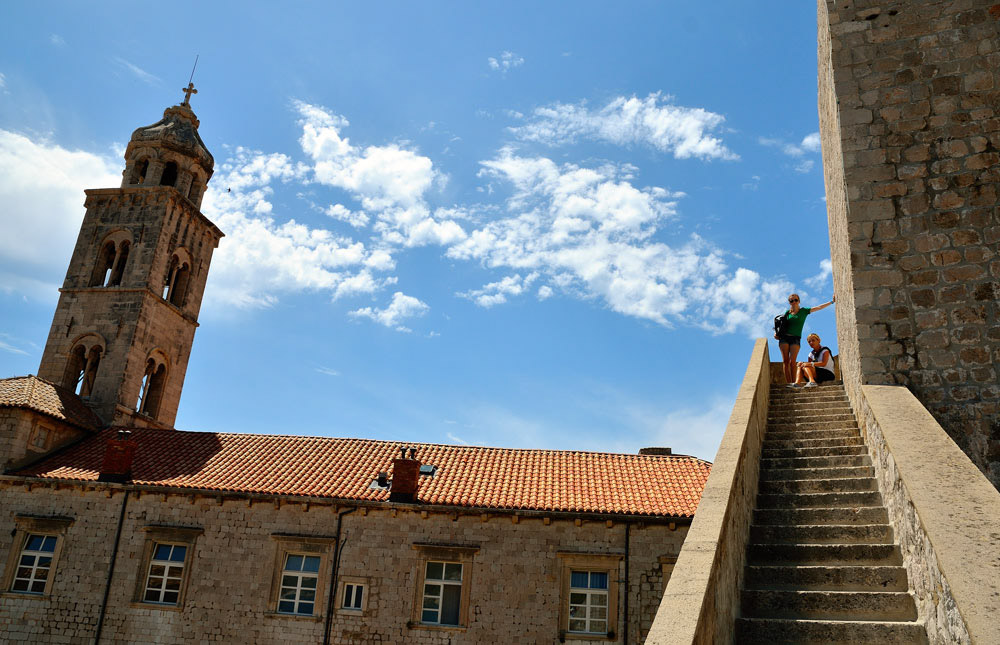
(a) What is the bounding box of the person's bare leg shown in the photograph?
[786,344,800,384]
[780,343,792,383]
[802,364,817,384]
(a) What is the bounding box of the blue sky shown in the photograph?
[0,2,839,461]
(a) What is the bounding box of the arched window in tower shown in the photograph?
[90,241,118,287]
[136,357,167,419]
[63,340,103,397]
[160,161,178,187]
[108,241,130,286]
[162,251,191,307]
[130,158,149,185]
[187,178,201,202]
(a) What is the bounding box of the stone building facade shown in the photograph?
[0,93,710,644]
[818,0,1000,486]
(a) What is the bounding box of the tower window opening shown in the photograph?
[64,343,102,397]
[187,179,201,201]
[162,254,191,307]
[130,159,149,185]
[160,162,178,187]
[91,241,118,287]
[108,241,130,286]
[136,358,167,418]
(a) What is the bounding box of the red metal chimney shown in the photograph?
[98,430,136,483]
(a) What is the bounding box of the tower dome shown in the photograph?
[120,84,214,208]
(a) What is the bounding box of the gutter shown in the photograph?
[323,506,357,645]
[93,490,129,645]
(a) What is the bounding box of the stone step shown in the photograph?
[767,420,859,432]
[741,589,917,621]
[735,617,929,644]
[767,412,856,423]
[765,427,860,442]
[770,385,847,401]
[762,445,868,459]
[749,523,893,545]
[754,506,888,526]
[760,465,874,481]
[770,398,852,409]
[756,490,882,510]
[744,565,908,592]
[759,477,875,495]
[761,454,870,470]
[763,437,864,452]
[748,543,902,566]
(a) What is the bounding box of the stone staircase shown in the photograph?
[735,383,929,643]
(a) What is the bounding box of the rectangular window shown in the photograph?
[342,582,364,610]
[142,543,187,605]
[568,570,609,634]
[421,561,463,625]
[11,534,57,594]
[278,553,320,615]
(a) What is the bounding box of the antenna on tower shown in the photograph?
[188,55,199,84]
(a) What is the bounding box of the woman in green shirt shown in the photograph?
[775,293,835,386]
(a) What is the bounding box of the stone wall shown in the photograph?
[0,481,687,644]
[0,409,86,471]
[818,0,1000,487]
[854,384,1000,644]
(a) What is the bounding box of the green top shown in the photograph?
[785,307,811,337]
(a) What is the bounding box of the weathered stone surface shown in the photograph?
[819,0,1000,491]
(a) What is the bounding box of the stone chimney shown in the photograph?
[389,446,420,503]
[98,430,136,483]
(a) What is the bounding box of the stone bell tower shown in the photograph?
[36,84,224,429]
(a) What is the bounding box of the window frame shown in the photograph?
[267,534,335,621]
[409,543,478,631]
[337,576,369,614]
[2,515,73,598]
[557,552,622,641]
[132,525,202,610]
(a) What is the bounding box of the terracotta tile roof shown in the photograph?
[16,428,711,517]
[0,375,103,431]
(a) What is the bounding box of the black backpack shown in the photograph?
[774,311,789,336]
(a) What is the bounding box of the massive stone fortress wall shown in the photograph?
[818,0,1000,486]
[0,483,684,644]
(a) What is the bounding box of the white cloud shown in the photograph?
[349,291,429,332]
[794,159,815,174]
[760,132,821,157]
[0,73,6,90]
[294,101,466,247]
[448,150,791,335]
[315,366,340,376]
[201,148,389,309]
[805,259,833,290]
[458,273,538,307]
[487,51,524,73]
[446,432,469,445]
[510,92,737,161]
[801,132,821,152]
[49,34,66,47]
[0,130,121,290]
[326,203,369,227]
[112,57,160,85]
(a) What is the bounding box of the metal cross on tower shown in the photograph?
[181,82,198,107]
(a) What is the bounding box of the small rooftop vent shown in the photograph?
[638,447,672,456]
[419,464,437,477]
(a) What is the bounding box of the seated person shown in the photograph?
[792,334,835,388]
